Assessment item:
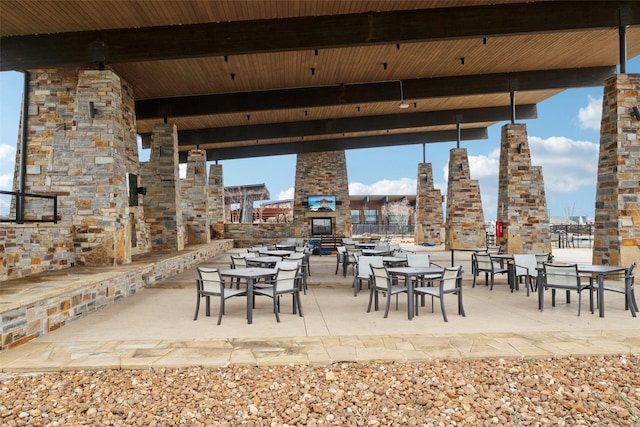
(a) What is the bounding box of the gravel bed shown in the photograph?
[2,355,640,426]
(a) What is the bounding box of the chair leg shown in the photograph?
[296,292,304,317]
[384,292,392,318]
[194,295,201,320]
[205,295,211,316]
[217,296,225,325]
[367,287,376,312]
[458,289,466,317]
[439,295,448,322]
[273,295,281,322]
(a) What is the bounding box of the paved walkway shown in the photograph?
[2,245,639,372]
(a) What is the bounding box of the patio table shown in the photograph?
[245,256,282,268]
[262,250,294,257]
[386,266,444,320]
[219,267,276,324]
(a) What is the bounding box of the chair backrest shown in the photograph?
[514,254,537,276]
[543,263,579,286]
[406,253,430,267]
[274,264,299,291]
[626,262,637,287]
[374,243,390,252]
[231,255,247,268]
[197,267,223,293]
[533,252,550,265]
[336,246,346,255]
[370,265,389,288]
[344,243,356,251]
[286,252,304,261]
[486,246,502,254]
[346,248,362,262]
[474,252,493,270]
[441,266,463,291]
[357,256,384,279]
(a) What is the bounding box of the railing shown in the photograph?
[550,224,593,248]
[0,190,58,223]
[352,223,415,237]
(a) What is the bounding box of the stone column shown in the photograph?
[19,68,136,266]
[293,151,351,238]
[445,148,485,249]
[593,73,640,266]
[496,123,551,254]
[208,163,225,239]
[415,163,444,244]
[141,123,184,251]
[181,149,210,244]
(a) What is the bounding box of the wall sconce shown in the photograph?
[136,186,147,195]
[517,143,523,154]
[631,105,640,120]
[419,173,427,182]
[458,163,464,172]
[89,101,98,118]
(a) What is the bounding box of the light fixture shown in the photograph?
[399,80,410,109]
[632,105,640,120]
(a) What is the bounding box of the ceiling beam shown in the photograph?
[135,67,612,120]
[180,128,488,162]
[2,1,638,70]
[146,104,535,148]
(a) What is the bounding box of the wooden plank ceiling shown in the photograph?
[2,1,640,161]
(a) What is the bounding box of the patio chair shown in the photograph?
[414,265,465,322]
[194,267,246,325]
[513,254,538,296]
[284,252,308,293]
[254,262,303,322]
[598,262,638,317]
[472,252,508,290]
[335,246,346,275]
[353,255,383,296]
[343,247,362,277]
[229,253,256,288]
[540,263,592,316]
[367,265,407,318]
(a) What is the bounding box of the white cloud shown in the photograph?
[0,174,13,191]
[577,95,602,131]
[349,177,417,195]
[529,135,598,193]
[277,187,294,200]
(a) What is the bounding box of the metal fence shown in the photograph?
[352,223,415,237]
[550,223,593,248]
[0,190,58,223]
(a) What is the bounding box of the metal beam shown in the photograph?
[180,128,488,162]
[144,104,536,148]
[135,67,612,120]
[2,1,639,70]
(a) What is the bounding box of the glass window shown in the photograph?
[364,209,378,224]
[350,210,361,224]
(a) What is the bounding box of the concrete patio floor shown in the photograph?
[2,244,639,372]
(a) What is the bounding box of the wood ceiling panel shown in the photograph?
[114,29,628,99]
[0,0,535,36]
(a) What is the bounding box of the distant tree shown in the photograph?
[385,198,413,235]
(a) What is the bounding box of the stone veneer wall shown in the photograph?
[292,151,351,238]
[224,223,294,247]
[0,224,74,280]
[0,240,233,350]
[594,73,640,266]
[140,123,185,251]
[15,69,136,266]
[496,124,551,254]
[208,163,225,239]
[445,148,486,249]
[415,163,445,244]
[181,149,210,244]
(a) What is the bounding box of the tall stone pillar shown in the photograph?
[181,149,210,244]
[496,123,551,254]
[19,68,136,266]
[593,73,640,266]
[208,163,225,239]
[292,151,351,238]
[141,123,184,251]
[445,148,485,250]
[415,163,444,244]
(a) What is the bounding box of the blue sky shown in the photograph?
[2,58,638,220]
